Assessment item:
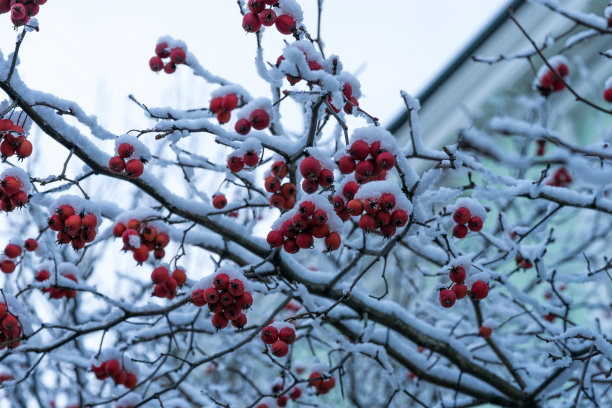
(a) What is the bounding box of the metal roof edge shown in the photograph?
[387,0,527,134]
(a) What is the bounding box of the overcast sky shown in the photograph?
[0,1,508,134]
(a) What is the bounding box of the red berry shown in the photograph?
[192,289,206,307]
[210,97,223,113]
[449,266,466,283]
[221,94,238,112]
[169,47,186,65]
[453,207,471,224]
[234,118,251,136]
[376,151,395,170]
[24,238,37,252]
[318,169,334,187]
[379,193,396,211]
[10,191,27,209]
[228,279,245,297]
[297,201,315,217]
[151,266,169,284]
[479,326,492,338]
[108,156,125,173]
[342,181,359,200]
[125,159,144,178]
[212,194,227,209]
[231,313,247,329]
[125,372,137,389]
[468,217,483,232]
[259,9,277,26]
[283,238,299,254]
[261,325,279,344]
[10,3,25,20]
[149,56,163,72]
[213,273,230,291]
[295,233,314,249]
[375,210,390,228]
[290,386,302,400]
[604,88,612,103]
[64,215,82,237]
[132,245,149,263]
[452,284,467,299]
[346,199,364,215]
[355,160,373,178]
[312,209,327,225]
[211,313,229,330]
[242,12,262,33]
[300,157,321,180]
[276,395,288,407]
[105,359,120,377]
[15,139,32,159]
[343,96,359,114]
[359,214,375,233]
[117,143,134,159]
[380,224,396,239]
[349,140,369,161]
[4,244,21,258]
[338,156,356,174]
[439,289,456,308]
[247,0,265,13]
[471,280,489,300]
[390,209,408,227]
[204,287,219,303]
[271,339,289,357]
[236,292,253,310]
[2,177,21,195]
[81,213,98,230]
[227,156,244,173]
[0,260,15,274]
[243,150,259,167]
[301,179,318,194]
[163,62,176,74]
[275,14,296,35]
[249,109,270,130]
[452,224,468,239]
[278,326,296,344]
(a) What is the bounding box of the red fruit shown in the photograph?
[228,279,245,297]
[376,194,395,212]
[0,140,15,158]
[125,159,144,178]
[236,292,253,310]
[349,140,369,161]
[248,0,265,13]
[64,215,82,237]
[276,395,288,407]
[342,181,359,200]
[604,88,612,103]
[23,238,37,252]
[452,283,467,299]
[148,56,163,72]
[271,160,288,178]
[298,201,315,217]
[271,340,289,357]
[557,63,569,77]
[227,156,244,173]
[243,150,259,167]
[452,224,468,239]
[453,207,471,225]
[213,273,230,290]
[311,223,329,238]
[249,109,270,130]
[449,266,466,283]
[105,359,120,377]
[204,287,219,304]
[359,214,376,233]
[259,8,277,26]
[132,245,149,263]
[275,14,296,35]
[0,260,15,274]
[343,96,359,114]
[169,47,186,65]
[56,231,72,245]
[261,325,279,344]
[468,217,483,232]
[2,177,21,195]
[231,313,247,329]
[113,370,127,386]
[10,3,25,20]
[380,224,396,238]
[242,12,262,33]
[265,176,281,193]
[163,62,176,74]
[318,169,334,187]
[124,372,137,389]
[391,210,408,227]
[92,363,107,380]
[439,289,456,308]
[234,118,251,135]
[332,196,345,211]
[317,377,335,394]
[117,143,134,159]
[151,266,169,284]
[290,386,302,400]
[278,326,296,344]
[301,179,318,194]
[10,191,27,208]
[375,210,390,228]
[312,209,327,225]
[172,268,186,286]
[283,239,299,254]
[71,235,85,251]
[221,94,238,112]
[295,233,314,249]
[210,97,223,113]
[164,277,178,297]
[82,213,98,230]
[192,289,207,307]
[376,151,395,170]
[154,42,169,58]
[153,248,165,259]
[308,372,322,388]
[4,244,21,258]
[471,280,489,300]
[346,199,364,215]
[270,194,286,208]
[479,326,492,339]
[338,156,356,174]
[212,313,229,330]
[212,194,227,209]
[15,139,32,159]
[355,160,373,178]
[223,304,240,321]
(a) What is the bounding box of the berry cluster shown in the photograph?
[438,263,489,308]
[36,267,78,299]
[0,0,46,26]
[210,93,239,124]
[227,148,260,172]
[235,109,271,135]
[47,198,100,250]
[0,118,32,160]
[266,380,301,407]
[299,155,334,194]
[113,218,170,263]
[260,323,296,358]
[191,268,253,330]
[267,198,342,253]
[327,82,359,114]
[0,168,30,212]
[337,139,395,184]
[149,42,186,74]
[242,0,297,35]
[265,160,296,210]
[545,166,572,188]
[535,56,569,96]
[451,206,483,239]
[150,265,186,300]
[91,358,137,389]
[108,136,151,179]
[308,367,336,395]
[0,238,36,274]
[0,304,21,349]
